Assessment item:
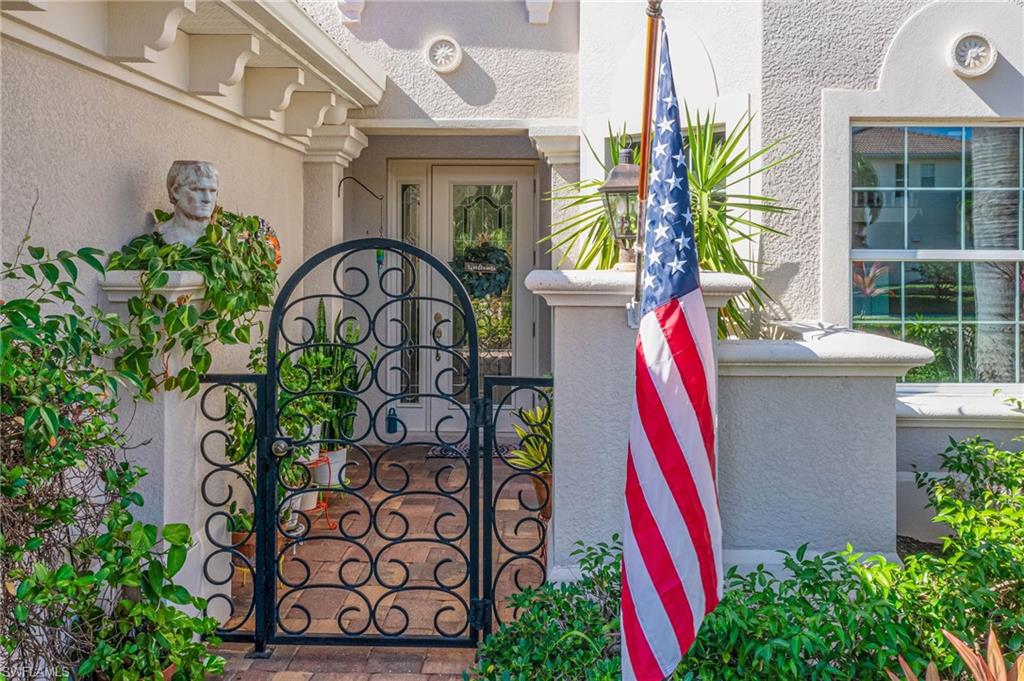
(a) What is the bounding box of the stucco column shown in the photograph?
[303,123,369,313]
[529,126,580,374]
[100,271,213,612]
[529,126,581,266]
[525,269,750,581]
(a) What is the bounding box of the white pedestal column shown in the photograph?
[525,269,749,581]
[101,271,215,612]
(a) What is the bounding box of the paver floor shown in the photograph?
[219,641,475,680]
[214,444,544,678]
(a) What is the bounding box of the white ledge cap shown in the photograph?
[525,269,751,308]
[896,390,1024,428]
[100,270,206,303]
[719,321,935,377]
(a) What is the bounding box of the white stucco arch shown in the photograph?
[820,0,1024,324]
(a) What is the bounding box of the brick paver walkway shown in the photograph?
[219,641,475,680]
[214,444,543,678]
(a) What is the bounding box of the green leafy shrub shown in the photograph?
[472,432,1024,680]
[474,540,623,681]
[2,218,223,679]
[107,207,278,396]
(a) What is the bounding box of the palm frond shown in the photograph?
[542,110,796,335]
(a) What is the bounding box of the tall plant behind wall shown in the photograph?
[545,112,794,337]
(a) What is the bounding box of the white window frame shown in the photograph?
[819,1,1024,390]
[849,125,1023,383]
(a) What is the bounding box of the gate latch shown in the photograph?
[469,597,491,631]
[270,438,293,457]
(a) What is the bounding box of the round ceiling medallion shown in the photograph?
[425,35,462,74]
[949,31,997,78]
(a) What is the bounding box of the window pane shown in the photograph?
[451,184,514,404]
[962,324,1016,382]
[905,262,958,320]
[965,190,1020,249]
[907,190,961,248]
[852,127,902,188]
[852,261,900,320]
[966,127,1021,189]
[904,322,959,382]
[962,261,1016,321]
[851,191,904,248]
[849,125,1023,384]
[399,184,421,403]
[907,127,962,188]
[853,321,900,339]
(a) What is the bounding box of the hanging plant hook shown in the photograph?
[337,176,386,273]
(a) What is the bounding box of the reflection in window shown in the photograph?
[851,126,1023,383]
[852,259,1022,383]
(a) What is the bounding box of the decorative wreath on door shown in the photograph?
[450,241,512,299]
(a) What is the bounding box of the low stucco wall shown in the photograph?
[896,420,1023,542]
[718,374,897,555]
[526,268,935,577]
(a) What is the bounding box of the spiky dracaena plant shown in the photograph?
[889,628,1024,681]
[544,111,794,337]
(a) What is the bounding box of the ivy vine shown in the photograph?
[107,208,279,396]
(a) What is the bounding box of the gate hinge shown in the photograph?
[469,597,492,631]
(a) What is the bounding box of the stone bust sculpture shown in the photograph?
[158,160,219,247]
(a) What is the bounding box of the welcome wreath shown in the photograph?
[450,241,512,299]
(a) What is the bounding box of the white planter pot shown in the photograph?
[296,424,323,462]
[293,486,319,511]
[314,446,349,487]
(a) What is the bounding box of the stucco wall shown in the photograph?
[718,374,898,555]
[1,38,306,523]
[0,39,306,350]
[578,0,762,187]
[758,0,927,321]
[300,0,578,123]
[897,423,1023,541]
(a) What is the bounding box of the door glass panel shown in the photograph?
[450,184,514,403]
[400,184,421,403]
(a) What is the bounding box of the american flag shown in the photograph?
[620,23,723,681]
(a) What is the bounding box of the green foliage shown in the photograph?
[544,124,634,271]
[473,434,1024,680]
[505,402,553,475]
[544,114,795,337]
[107,208,278,397]
[473,539,623,681]
[1,226,222,679]
[304,300,376,445]
[684,108,793,337]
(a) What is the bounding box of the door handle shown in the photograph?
[433,311,443,360]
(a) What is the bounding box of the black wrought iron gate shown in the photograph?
[198,239,552,655]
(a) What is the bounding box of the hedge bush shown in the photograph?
[472,433,1024,680]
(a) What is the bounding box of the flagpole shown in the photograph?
[632,0,663,317]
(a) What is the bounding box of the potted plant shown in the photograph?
[313,303,376,488]
[506,402,553,520]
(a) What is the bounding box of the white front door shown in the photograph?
[387,162,538,437]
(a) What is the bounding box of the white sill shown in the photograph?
[896,386,1024,428]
